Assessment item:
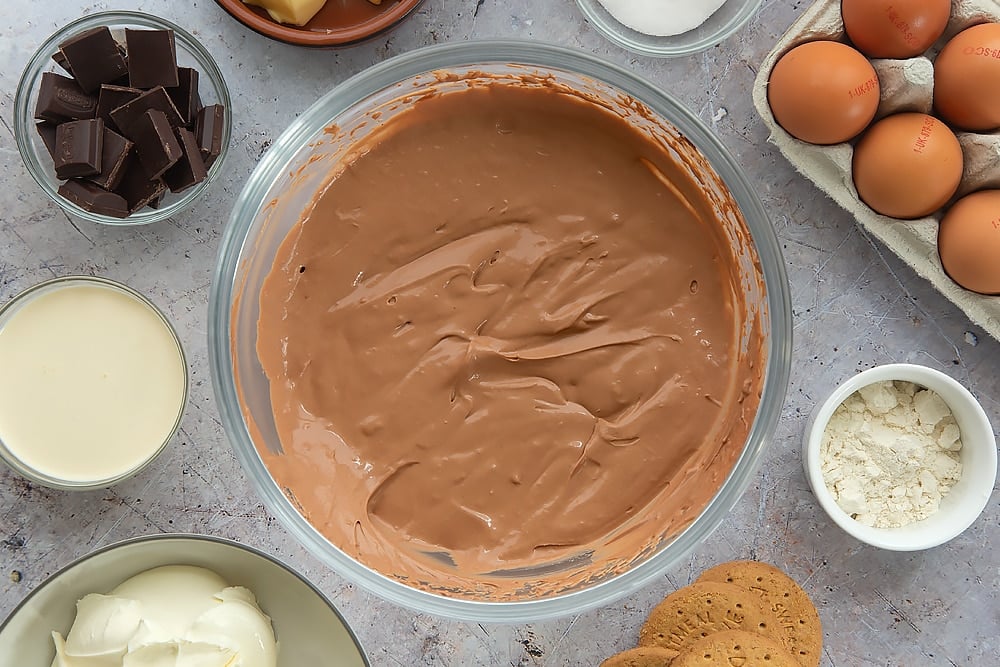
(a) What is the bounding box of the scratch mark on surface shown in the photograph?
[380,650,405,666]
[754,468,769,549]
[873,588,920,634]
[784,236,828,254]
[0,112,14,140]
[794,257,878,330]
[799,559,827,588]
[93,505,136,547]
[547,614,580,663]
[860,230,967,373]
[167,217,197,240]
[38,258,62,279]
[472,623,502,664]
[187,399,225,429]
[61,210,95,245]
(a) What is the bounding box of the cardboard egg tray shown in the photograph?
[752,0,1000,341]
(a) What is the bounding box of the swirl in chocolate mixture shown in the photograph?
[255,82,762,598]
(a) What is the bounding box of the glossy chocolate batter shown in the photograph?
[256,83,761,597]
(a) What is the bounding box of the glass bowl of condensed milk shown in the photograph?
[0,276,187,489]
[210,41,793,621]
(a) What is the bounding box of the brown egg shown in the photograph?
[842,0,951,59]
[938,190,1000,294]
[935,23,1000,131]
[768,40,880,145]
[852,113,963,219]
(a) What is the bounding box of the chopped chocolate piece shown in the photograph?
[96,84,141,130]
[36,122,58,159]
[52,50,73,76]
[110,44,132,87]
[58,179,129,218]
[34,72,97,122]
[58,26,128,93]
[125,29,179,89]
[167,67,202,125]
[54,118,104,179]
[164,128,208,193]
[194,104,225,167]
[113,154,167,213]
[85,127,133,191]
[109,86,184,135]
[131,109,182,179]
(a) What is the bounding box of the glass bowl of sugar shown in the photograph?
[575,0,763,57]
[803,363,997,551]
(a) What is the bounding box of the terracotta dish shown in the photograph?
[214,0,424,47]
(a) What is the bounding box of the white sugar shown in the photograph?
[597,0,730,37]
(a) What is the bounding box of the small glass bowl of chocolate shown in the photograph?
[13,11,231,225]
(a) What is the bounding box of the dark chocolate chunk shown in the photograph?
[58,26,128,93]
[167,67,202,125]
[58,179,129,218]
[114,154,167,213]
[125,29,178,89]
[109,86,184,135]
[109,44,132,87]
[34,72,97,122]
[85,127,133,191]
[194,104,225,167]
[36,122,58,159]
[53,118,104,179]
[52,50,73,76]
[96,84,141,130]
[164,128,208,193]
[131,109,182,179]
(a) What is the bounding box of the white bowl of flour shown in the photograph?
[803,364,997,551]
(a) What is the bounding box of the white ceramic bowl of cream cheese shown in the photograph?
[0,534,369,666]
[803,363,997,551]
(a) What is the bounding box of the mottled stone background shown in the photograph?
[1,1,997,665]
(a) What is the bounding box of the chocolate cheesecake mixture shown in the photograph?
[255,82,763,597]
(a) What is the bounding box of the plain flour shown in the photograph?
[820,380,963,528]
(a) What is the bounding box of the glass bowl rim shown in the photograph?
[574,0,764,58]
[0,275,189,490]
[12,10,233,227]
[208,39,793,622]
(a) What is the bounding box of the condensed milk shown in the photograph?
[0,277,187,488]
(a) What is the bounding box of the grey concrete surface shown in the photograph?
[1,1,998,665]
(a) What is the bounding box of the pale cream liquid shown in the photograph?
[0,283,186,483]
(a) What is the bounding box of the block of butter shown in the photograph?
[242,0,327,26]
[243,0,383,26]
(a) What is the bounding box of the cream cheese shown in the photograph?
[51,565,277,667]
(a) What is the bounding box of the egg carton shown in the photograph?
[752,0,1000,341]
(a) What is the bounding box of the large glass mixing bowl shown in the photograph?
[209,41,792,622]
